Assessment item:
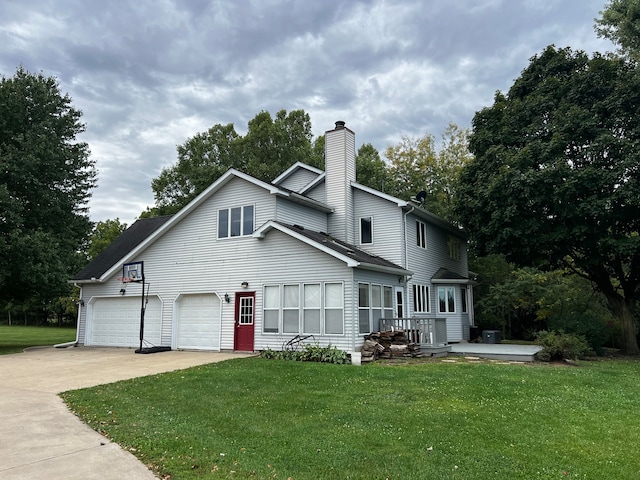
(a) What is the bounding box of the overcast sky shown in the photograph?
[1,0,613,226]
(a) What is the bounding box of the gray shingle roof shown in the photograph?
[71,216,172,281]
[277,222,407,272]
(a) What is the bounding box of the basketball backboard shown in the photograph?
[122,261,144,282]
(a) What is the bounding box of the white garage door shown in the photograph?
[90,296,162,347]
[176,294,221,350]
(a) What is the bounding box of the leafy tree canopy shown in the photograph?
[596,0,640,60]
[0,67,96,312]
[144,109,323,216]
[384,123,473,223]
[86,218,127,261]
[455,46,640,354]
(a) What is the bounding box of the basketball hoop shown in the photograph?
[117,276,136,283]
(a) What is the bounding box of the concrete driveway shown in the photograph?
[0,346,252,479]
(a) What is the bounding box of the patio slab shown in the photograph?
[449,343,542,362]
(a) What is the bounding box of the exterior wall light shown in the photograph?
[224,293,230,303]
[241,281,249,288]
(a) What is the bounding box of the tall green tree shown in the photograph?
[355,143,387,191]
[0,67,96,314]
[596,0,640,60]
[145,109,321,216]
[384,123,472,223]
[455,46,640,354]
[86,218,127,261]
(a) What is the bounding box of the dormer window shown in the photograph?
[218,205,254,238]
[360,216,373,244]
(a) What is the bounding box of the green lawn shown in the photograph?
[62,357,640,480]
[0,325,76,354]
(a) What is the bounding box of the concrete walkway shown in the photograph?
[0,346,252,479]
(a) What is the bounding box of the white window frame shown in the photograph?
[359,282,394,334]
[438,286,456,313]
[303,283,321,334]
[218,205,254,238]
[413,284,429,313]
[262,282,344,336]
[360,216,373,244]
[417,220,427,249]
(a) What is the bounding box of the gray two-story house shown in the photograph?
[71,121,474,353]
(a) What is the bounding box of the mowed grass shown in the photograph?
[62,357,640,480]
[0,325,76,354]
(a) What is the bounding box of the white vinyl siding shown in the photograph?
[353,189,404,265]
[276,168,322,192]
[275,197,328,232]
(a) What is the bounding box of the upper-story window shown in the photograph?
[417,220,427,249]
[447,236,461,260]
[218,205,254,238]
[360,216,373,244]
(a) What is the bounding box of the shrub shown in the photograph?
[534,330,594,361]
[259,344,349,364]
[547,311,608,355]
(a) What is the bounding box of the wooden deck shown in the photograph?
[448,343,543,362]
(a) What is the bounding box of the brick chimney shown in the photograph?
[325,121,356,243]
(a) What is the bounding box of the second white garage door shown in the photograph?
[176,294,221,350]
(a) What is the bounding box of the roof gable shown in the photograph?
[271,161,323,188]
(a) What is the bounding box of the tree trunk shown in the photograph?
[607,295,639,355]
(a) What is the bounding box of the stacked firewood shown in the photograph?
[360,330,427,362]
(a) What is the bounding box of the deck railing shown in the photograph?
[379,317,448,347]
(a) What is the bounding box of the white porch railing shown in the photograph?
[379,317,448,347]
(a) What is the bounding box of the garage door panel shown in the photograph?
[177,294,221,350]
[90,297,162,347]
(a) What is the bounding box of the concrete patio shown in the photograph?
[449,342,543,362]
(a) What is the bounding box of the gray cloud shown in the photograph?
[0,0,612,226]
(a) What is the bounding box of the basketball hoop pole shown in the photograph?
[137,273,145,354]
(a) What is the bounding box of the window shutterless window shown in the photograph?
[218,205,254,238]
[360,216,372,244]
[359,283,394,334]
[417,221,426,248]
[262,282,344,335]
[358,283,370,334]
[283,284,300,333]
[263,285,280,333]
[303,283,321,334]
[461,287,468,313]
[413,284,429,313]
[438,286,456,313]
[324,283,344,335]
[447,236,461,260]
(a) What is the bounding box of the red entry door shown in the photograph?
[234,292,255,351]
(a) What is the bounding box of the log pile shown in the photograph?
[360,330,428,362]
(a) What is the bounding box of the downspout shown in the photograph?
[55,283,81,348]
